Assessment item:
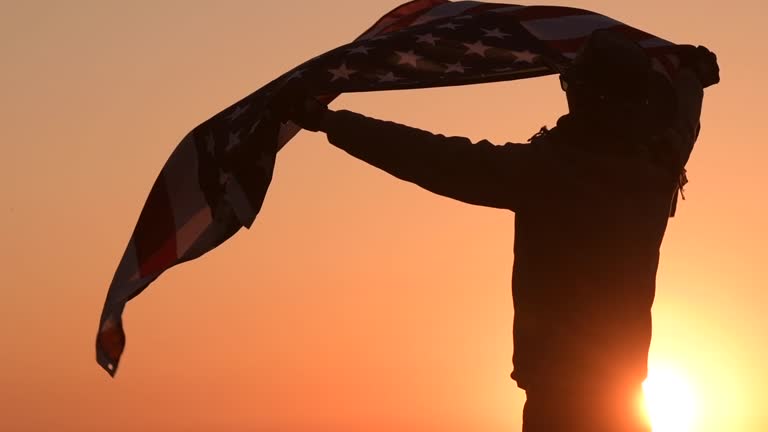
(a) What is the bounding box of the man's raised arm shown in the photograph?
[272,92,542,211]
[319,109,539,210]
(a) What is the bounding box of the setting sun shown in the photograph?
[643,365,698,432]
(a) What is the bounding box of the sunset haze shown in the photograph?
[2,1,766,431]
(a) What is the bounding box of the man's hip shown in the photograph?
[521,379,650,432]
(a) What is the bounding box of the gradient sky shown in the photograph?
[2,1,766,431]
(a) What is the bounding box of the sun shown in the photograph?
[642,365,698,432]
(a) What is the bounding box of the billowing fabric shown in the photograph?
[97,0,686,376]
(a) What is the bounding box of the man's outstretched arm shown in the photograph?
[314,108,539,211]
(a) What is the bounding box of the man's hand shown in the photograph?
[268,81,329,132]
[676,45,720,88]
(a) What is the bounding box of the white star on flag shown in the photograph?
[482,28,512,39]
[437,22,460,30]
[205,132,216,152]
[377,72,400,83]
[413,14,440,25]
[226,104,249,121]
[347,45,372,55]
[463,40,492,57]
[248,119,262,134]
[225,130,241,151]
[395,50,422,67]
[328,62,356,81]
[415,33,440,46]
[287,69,305,80]
[444,62,468,73]
[511,50,539,63]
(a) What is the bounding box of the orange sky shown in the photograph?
[2,1,766,431]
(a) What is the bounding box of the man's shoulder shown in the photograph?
[532,128,676,191]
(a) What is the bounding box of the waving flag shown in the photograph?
[97,0,683,376]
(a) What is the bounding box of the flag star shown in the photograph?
[415,33,441,46]
[415,14,438,24]
[377,71,400,83]
[512,50,540,63]
[395,50,422,67]
[226,130,241,151]
[328,62,356,81]
[444,62,468,73]
[463,40,492,57]
[347,45,372,55]
[226,104,249,121]
[287,69,305,80]
[482,28,512,39]
[437,22,460,30]
[205,132,216,152]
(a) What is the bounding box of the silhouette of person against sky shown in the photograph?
[272,29,719,432]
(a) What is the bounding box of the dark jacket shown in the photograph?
[322,71,703,390]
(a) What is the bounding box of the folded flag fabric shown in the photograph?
[97,0,683,376]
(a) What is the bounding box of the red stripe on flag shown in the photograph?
[139,236,178,277]
[542,24,662,54]
[358,0,447,37]
[656,53,678,78]
[463,3,512,15]
[379,3,450,34]
[133,172,178,277]
[511,6,596,21]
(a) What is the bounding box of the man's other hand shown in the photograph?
[269,81,329,132]
[677,45,720,88]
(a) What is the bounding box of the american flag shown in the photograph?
[97,0,683,376]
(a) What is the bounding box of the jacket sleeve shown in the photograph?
[323,109,539,211]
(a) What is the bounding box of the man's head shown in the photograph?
[560,30,653,115]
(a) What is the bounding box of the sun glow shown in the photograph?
[642,365,698,432]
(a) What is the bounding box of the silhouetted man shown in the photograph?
[273,30,719,431]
